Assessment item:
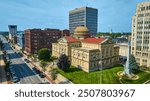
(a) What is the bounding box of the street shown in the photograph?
[0,35,44,84]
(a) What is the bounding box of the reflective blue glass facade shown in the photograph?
[17,31,25,49]
[69,7,98,36]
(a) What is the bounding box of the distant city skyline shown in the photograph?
[0,0,148,32]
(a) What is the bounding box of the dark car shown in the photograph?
[24,58,30,63]
[39,73,46,78]
[12,76,20,83]
[32,67,41,74]
[18,52,23,57]
[38,82,50,84]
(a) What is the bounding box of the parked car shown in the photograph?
[24,58,30,63]
[32,67,41,74]
[12,76,20,83]
[18,52,23,57]
[39,73,46,78]
[38,82,50,84]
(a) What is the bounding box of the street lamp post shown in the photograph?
[99,60,102,84]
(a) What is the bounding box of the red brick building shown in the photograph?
[25,28,70,54]
[61,29,70,37]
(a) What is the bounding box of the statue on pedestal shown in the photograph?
[123,36,134,78]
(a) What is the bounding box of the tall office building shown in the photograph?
[8,25,17,35]
[8,25,17,43]
[69,7,98,36]
[131,2,150,68]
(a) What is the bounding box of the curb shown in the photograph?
[30,61,55,84]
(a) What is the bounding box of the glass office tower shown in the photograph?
[8,25,17,40]
[69,7,98,36]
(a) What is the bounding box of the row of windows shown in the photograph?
[136,35,142,38]
[140,6,150,11]
[72,52,88,59]
[135,58,148,66]
[70,15,85,19]
[142,59,147,62]
[137,20,150,24]
[137,24,150,28]
[144,31,150,34]
[138,13,150,17]
[136,46,150,51]
[143,46,149,51]
[32,33,60,36]
[31,36,60,39]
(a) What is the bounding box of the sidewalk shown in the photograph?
[46,66,73,84]
[29,61,55,84]
[27,57,73,84]
[0,51,7,84]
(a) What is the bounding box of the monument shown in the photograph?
[123,37,133,78]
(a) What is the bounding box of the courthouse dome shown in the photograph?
[74,26,89,35]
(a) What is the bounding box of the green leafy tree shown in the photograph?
[57,54,70,71]
[27,54,32,59]
[129,54,139,70]
[50,70,57,80]
[40,60,47,72]
[0,40,3,49]
[5,62,10,72]
[38,48,51,61]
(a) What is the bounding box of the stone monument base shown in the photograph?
[117,71,139,80]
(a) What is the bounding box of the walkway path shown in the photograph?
[28,57,73,84]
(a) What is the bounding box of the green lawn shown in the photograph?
[121,70,150,84]
[55,65,150,84]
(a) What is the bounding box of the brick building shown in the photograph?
[25,28,70,54]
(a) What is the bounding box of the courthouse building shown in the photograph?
[52,26,119,72]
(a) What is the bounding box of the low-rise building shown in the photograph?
[116,43,128,60]
[52,26,119,72]
[112,38,128,43]
[25,28,70,54]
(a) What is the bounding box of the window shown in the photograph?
[78,53,80,57]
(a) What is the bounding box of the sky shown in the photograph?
[0,0,149,32]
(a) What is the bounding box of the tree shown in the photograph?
[57,54,70,71]
[0,40,3,49]
[129,55,139,70]
[5,61,10,72]
[50,70,57,80]
[38,48,51,61]
[30,54,37,62]
[40,60,47,72]
[27,54,32,59]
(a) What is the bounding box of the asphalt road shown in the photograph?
[0,35,44,84]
